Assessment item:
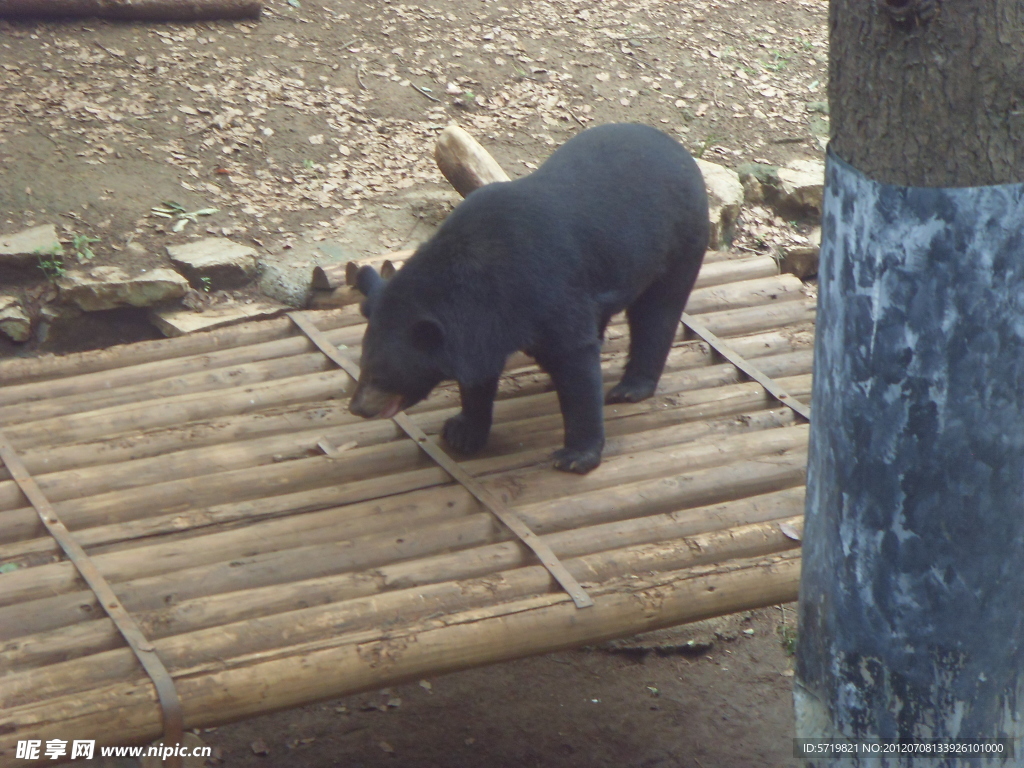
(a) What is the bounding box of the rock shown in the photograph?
[601,613,754,656]
[0,294,32,342]
[781,226,822,279]
[167,237,259,290]
[59,266,189,311]
[150,298,287,337]
[775,159,826,219]
[0,224,63,266]
[34,303,82,345]
[695,158,744,250]
[259,240,358,307]
[736,162,780,205]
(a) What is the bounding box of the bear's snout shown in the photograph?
[349,380,405,420]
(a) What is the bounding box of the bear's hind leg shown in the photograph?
[443,377,500,454]
[606,283,687,404]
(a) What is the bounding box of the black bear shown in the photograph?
[349,123,709,474]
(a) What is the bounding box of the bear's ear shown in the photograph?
[410,317,444,351]
[355,266,387,318]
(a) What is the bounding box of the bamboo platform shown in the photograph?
[0,249,814,763]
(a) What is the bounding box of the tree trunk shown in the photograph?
[829,1,1024,186]
[796,2,1024,764]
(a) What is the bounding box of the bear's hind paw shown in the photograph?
[605,379,657,404]
[552,446,602,474]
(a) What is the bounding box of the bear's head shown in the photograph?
[349,265,449,419]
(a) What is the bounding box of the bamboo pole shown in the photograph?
[0,346,812,523]
[0,311,362,411]
[0,275,802,427]
[0,368,356,455]
[0,515,802,708]
[0,416,808,606]
[0,359,812,553]
[695,297,816,338]
[0,310,804,444]
[341,253,778,292]
[0,373,812,565]
[1,321,812,487]
[0,347,811,516]
[0,308,360,390]
[2,486,806,670]
[0,324,368,425]
[0,549,801,753]
[683,273,804,315]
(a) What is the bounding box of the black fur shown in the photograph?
[353,123,709,473]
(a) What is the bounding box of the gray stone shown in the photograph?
[695,158,744,250]
[781,226,822,279]
[150,298,287,337]
[166,237,259,290]
[0,224,63,265]
[59,266,189,311]
[737,162,780,205]
[775,158,826,219]
[0,294,31,342]
[258,244,322,308]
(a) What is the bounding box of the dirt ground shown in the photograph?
[199,607,802,768]
[1,0,825,764]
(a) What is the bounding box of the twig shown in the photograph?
[93,42,126,59]
[566,108,586,127]
[354,64,367,90]
[410,83,441,103]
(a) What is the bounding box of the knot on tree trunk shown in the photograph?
[879,0,937,29]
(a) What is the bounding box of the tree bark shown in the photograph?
[829,0,1024,186]
[0,0,261,20]
[797,1,1024,763]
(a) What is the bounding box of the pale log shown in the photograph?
[0,0,262,20]
[434,124,512,197]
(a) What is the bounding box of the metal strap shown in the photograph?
[0,433,185,765]
[288,311,594,609]
[681,311,812,421]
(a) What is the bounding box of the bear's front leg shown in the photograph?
[544,346,605,474]
[443,377,499,454]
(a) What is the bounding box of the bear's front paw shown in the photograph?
[552,446,602,474]
[442,413,491,454]
[605,378,658,404]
